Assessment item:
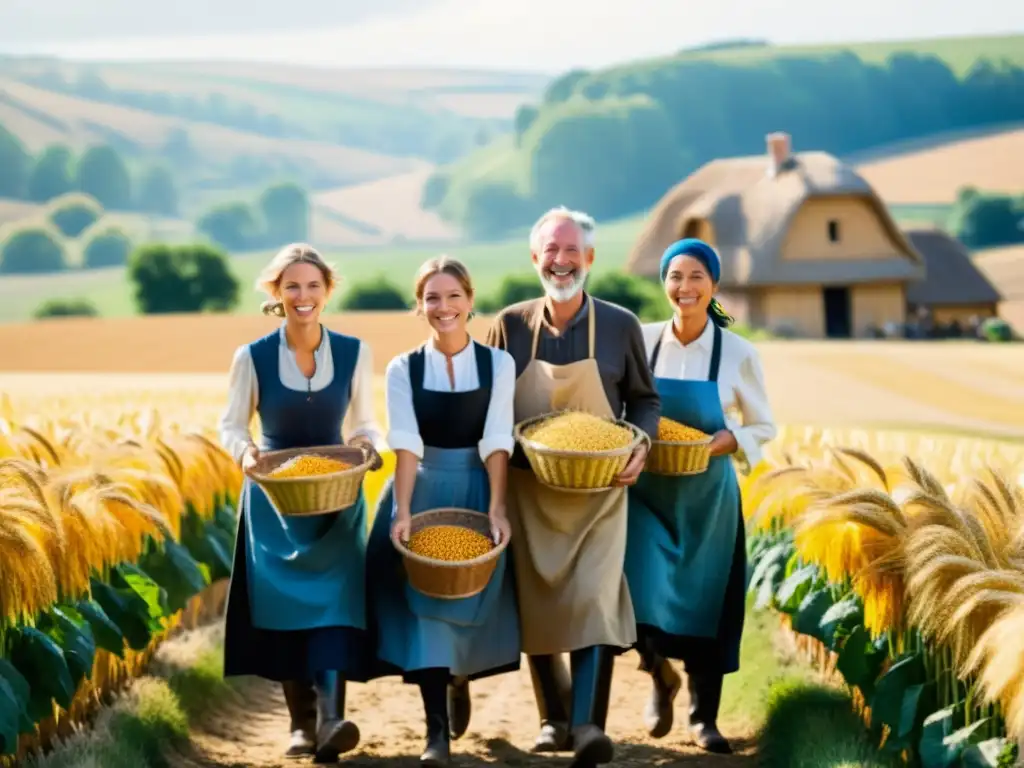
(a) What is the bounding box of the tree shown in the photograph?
[47,192,103,238]
[487,273,543,309]
[27,145,75,203]
[77,145,132,209]
[0,225,67,274]
[82,226,133,269]
[0,126,30,199]
[587,272,664,320]
[196,202,259,251]
[128,243,239,314]
[258,182,309,246]
[136,165,179,216]
[33,298,98,319]
[338,277,410,311]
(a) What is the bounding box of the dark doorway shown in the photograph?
[823,286,852,338]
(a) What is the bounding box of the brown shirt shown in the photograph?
[485,293,661,442]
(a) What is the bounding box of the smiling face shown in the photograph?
[421,272,472,335]
[532,217,592,302]
[664,254,715,323]
[277,261,330,327]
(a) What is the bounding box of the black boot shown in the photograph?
[447,676,471,740]
[687,672,732,754]
[638,645,681,739]
[281,679,316,758]
[312,671,360,764]
[569,646,614,767]
[419,671,451,766]
[528,654,573,752]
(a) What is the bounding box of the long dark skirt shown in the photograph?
[636,503,748,675]
[222,511,378,682]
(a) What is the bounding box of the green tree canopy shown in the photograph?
[128,243,240,314]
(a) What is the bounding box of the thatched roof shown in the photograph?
[973,245,1024,302]
[904,229,1001,307]
[625,149,925,287]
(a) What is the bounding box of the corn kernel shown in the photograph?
[407,525,494,562]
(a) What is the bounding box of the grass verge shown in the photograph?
[24,636,231,768]
[756,680,899,768]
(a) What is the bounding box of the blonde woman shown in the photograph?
[367,257,520,766]
[218,243,384,763]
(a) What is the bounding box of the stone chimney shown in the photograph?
[766,132,792,177]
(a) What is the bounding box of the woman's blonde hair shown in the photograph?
[255,243,337,318]
[413,256,474,312]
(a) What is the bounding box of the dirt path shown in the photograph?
[167,653,756,767]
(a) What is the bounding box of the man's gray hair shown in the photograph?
[529,206,597,252]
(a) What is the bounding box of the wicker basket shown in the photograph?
[514,411,646,491]
[246,445,372,517]
[396,508,507,600]
[646,435,714,476]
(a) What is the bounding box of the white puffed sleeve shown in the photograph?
[218,345,258,464]
[384,353,424,459]
[342,341,385,449]
[725,347,777,470]
[478,348,517,462]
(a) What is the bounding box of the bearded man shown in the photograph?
[483,206,660,766]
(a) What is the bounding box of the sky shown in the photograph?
[1,0,1022,73]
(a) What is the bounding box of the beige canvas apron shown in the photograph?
[507,296,636,655]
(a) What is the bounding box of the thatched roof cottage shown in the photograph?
[625,133,999,338]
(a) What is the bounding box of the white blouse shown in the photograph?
[641,320,777,469]
[218,324,383,463]
[385,340,516,463]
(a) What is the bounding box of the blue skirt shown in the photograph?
[223,507,377,682]
[366,446,521,681]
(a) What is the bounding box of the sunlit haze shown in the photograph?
[1,0,1021,72]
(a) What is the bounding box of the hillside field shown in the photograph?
[2,313,1024,442]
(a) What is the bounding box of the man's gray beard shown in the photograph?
[538,267,588,303]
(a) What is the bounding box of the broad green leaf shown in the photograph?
[74,599,125,657]
[0,680,21,756]
[835,625,887,697]
[792,588,835,642]
[113,563,169,621]
[755,564,782,609]
[819,595,864,649]
[870,652,926,733]
[8,626,75,718]
[37,608,96,686]
[138,538,210,613]
[961,737,1013,767]
[0,660,32,735]
[90,579,153,651]
[774,564,817,614]
[748,542,791,593]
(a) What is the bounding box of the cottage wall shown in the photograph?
[851,283,906,334]
[782,197,907,262]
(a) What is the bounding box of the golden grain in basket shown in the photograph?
[267,454,353,478]
[647,417,713,476]
[515,410,644,491]
[408,525,494,562]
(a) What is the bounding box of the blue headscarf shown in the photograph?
[658,238,733,328]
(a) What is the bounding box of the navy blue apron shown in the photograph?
[625,321,747,674]
[222,327,374,682]
[366,341,521,682]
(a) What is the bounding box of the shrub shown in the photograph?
[338,278,410,311]
[128,243,239,314]
[0,225,67,274]
[33,298,99,318]
[82,226,133,269]
[48,192,103,238]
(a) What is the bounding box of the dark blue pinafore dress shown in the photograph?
[222,329,375,682]
[366,341,521,683]
[624,322,748,675]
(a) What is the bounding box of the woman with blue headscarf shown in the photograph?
[624,238,776,754]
